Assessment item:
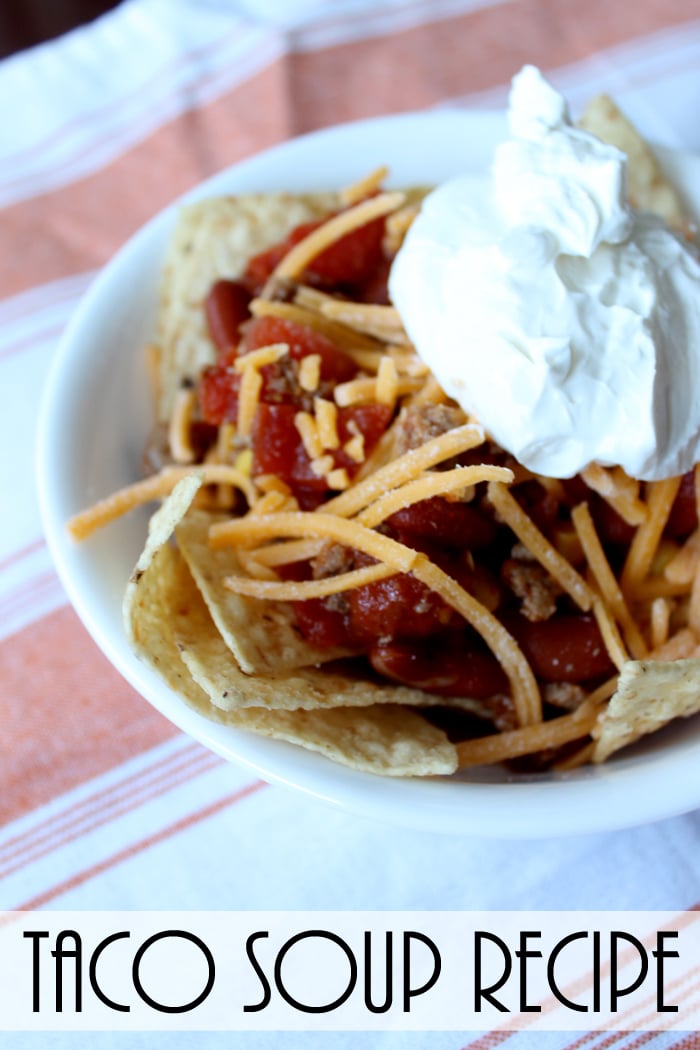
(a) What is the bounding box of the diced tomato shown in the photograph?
[334,403,393,471]
[308,215,386,288]
[251,403,310,483]
[198,364,241,425]
[251,400,393,506]
[243,213,387,293]
[243,220,321,292]
[242,315,356,384]
[354,253,392,305]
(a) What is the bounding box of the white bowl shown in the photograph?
[37,110,700,837]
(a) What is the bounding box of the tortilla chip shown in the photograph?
[122,475,212,707]
[593,658,700,762]
[175,509,353,673]
[578,94,687,229]
[157,192,339,421]
[122,479,457,775]
[240,703,458,777]
[172,551,456,774]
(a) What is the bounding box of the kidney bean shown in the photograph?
[512,481,560,535]
[503,611,615,683]
[348,572,455,642]
[387,496,498,550]
[590,494,636,547]
[561,476,635,547]
[205,279,252,358]
[292,597,349,648]
[370,635,509,699]
[666,471,698,539]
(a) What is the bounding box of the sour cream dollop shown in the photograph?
[389,65,700,480]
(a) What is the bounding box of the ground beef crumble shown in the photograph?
[394,403,465,454]
[501,556,561,622]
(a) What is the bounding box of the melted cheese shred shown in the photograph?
[571,501,648,659]
[318,300,409,344]
[357,465,513,530]
[168,386,197,464]
[649,597,672,649]
[210,512,542,727]
[620,477,682,595]
[224,561,396,600]
[456,698,600,768]
[210,512,418,570]
[67,465,257,541]
[487,481,594,611]
[581,464,647,527]
[234,341,289,440]
[592,598,629,672]
[323,422,486,519]
[339,165,390,206]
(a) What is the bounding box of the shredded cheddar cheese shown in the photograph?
[224,561,396,601]
[314,397,340,450]
[581,464,647,526]
[383,202,421,255]
[251,298,382,353]
[648,627,700,661]
[234,342,288,373]
[592,597,629,672]
[487,481,594,612]
[343,429,366,464]
[650,596,672,649]
[250,537,326,566]
[254,474,291,496]
[323,422,486,519]
[621,477,682,595]
[236,366,262,440]
[318,300,408,343]
[334,377,378,407]
[299,354,321,392]
[294,411,323,461]
[326,467,350,490]
[334,374,422,407]
[664,530,700,585]
[357,465,514,530]
[339,165,390,206]
[67,465,257,541]
[310,455,334,478]
[375,356,399,408]
[571,501,648,659]
[455,700,600,768]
